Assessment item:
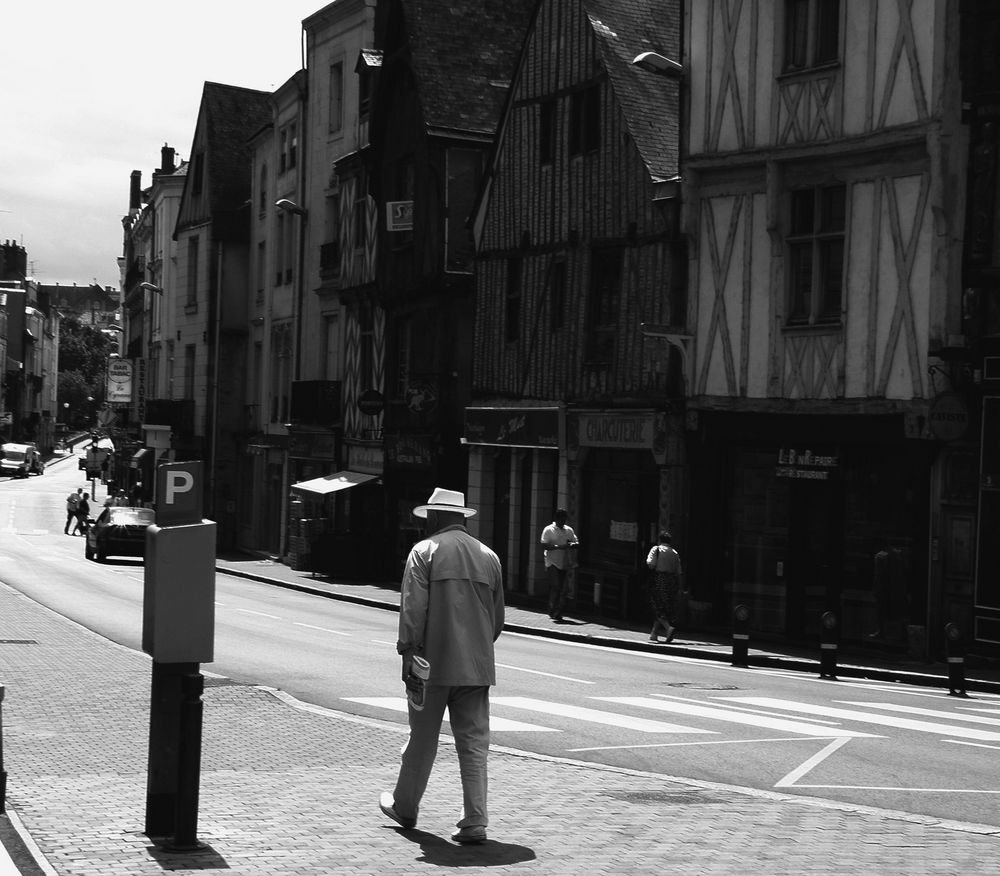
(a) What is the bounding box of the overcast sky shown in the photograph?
[0,1,329,289]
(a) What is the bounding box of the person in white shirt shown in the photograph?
[646,530,683,642]
[379,487,504,846]
[540,509,579,621]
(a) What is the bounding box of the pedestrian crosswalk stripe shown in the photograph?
[490,696,714,734]
[724,697,1000,742]
[342,697,558,732]
[841,701,1000,728]
[597,696,879,739]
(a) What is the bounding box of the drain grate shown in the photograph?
[0,640,39,645]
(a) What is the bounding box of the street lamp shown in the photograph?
[140,282,164,294]
[631,51,683,76]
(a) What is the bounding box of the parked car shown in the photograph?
[0,442,44,477]
[85,506,156,562]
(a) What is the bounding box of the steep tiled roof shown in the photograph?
[401,0,535,136]
[201,82,272,213]
[584,0,681,181]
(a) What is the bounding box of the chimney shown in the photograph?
[129,170,142,212]
[159,144,176,175]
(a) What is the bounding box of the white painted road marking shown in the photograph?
[496,662,595,684]
[342,697,558,732]
[600,696,879,738]
[775,737,852,787]
[491,696,714,734]
[294,622,353,636]
[840,701,1000,728]
[724,697,1000,742]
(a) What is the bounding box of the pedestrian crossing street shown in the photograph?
[343,692,1000,745]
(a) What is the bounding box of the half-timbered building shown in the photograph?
[469,0,685,618]
[683,0,969,654]
[366,0,534,574]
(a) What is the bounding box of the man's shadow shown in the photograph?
[390,828,535,867]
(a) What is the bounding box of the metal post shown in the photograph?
[945,623,967,697]
[144,661,195,837]
[732,604,750,667]
[166,671,206,851]
[819,611,839,680]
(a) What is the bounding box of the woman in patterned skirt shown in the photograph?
[646,530,682,643]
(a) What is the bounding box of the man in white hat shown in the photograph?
[379,487,504,845]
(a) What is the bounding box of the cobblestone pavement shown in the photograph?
[0,563,998,874]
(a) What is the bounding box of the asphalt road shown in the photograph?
[2,452,999,831]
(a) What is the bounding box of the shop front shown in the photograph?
[288,438,385,579]
[463,406,562,596]
[688,411,933,649]
[568,409,685,623]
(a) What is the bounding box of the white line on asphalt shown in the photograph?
[698,696,844,725]
[371,638,396,646]
[600,696,878,738]
[495,662,594,684]
[342,696,559,732]
[492,696,714,734]
[960,707,1000,715]
[826,681,955,698]
[839,701,1000,727]
[789,784,1000,793]
[943,739,1000,751]
[294,622,352,636]
[567,735,835,753]
[775,737,852,787]
[723,697,1000,742]
[233,608,281,619]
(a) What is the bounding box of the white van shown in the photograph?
[0,443,45,478]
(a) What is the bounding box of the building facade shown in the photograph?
[681,0,968,655]
[469,0,685,619]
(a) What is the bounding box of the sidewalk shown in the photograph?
[214,553,1000,695]
[2,571,1000,875]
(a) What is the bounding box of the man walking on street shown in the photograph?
[540,509,579,621]
[64,488,83,534]
[379,487,504,845]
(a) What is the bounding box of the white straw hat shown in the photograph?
[412,487,477,518]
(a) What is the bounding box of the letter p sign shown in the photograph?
[156,461,204,526]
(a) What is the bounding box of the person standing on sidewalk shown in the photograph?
[379,487,504,845]
[540,509,579,621]
[64,487,83,534]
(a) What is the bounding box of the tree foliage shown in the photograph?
[58,318,114,383]
[57,318,114,426]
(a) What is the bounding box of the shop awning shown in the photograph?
[291,470,378,495]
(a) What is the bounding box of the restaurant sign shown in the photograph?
[463,407,560,449]
[775,448,839,481]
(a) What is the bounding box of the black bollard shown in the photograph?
[732,604,750,667]
[945,623,967,697]
[165,671,207,852]
[819,611,838,680]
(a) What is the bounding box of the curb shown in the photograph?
[216,565,1000,696]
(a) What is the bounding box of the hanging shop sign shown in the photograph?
[775,448,839,481]
[106,359,133,403]
[928,392,969,442]
[463,407,560,448]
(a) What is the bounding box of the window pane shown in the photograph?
[539,100,555,164]
[788,241,812,322]
[550,260,567,332]
[790,189,815,235]
[816,0,841,64]
[820,185,846,232]
[818,238,844,320]
[785,0,810,70]
[569,92,583,155]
